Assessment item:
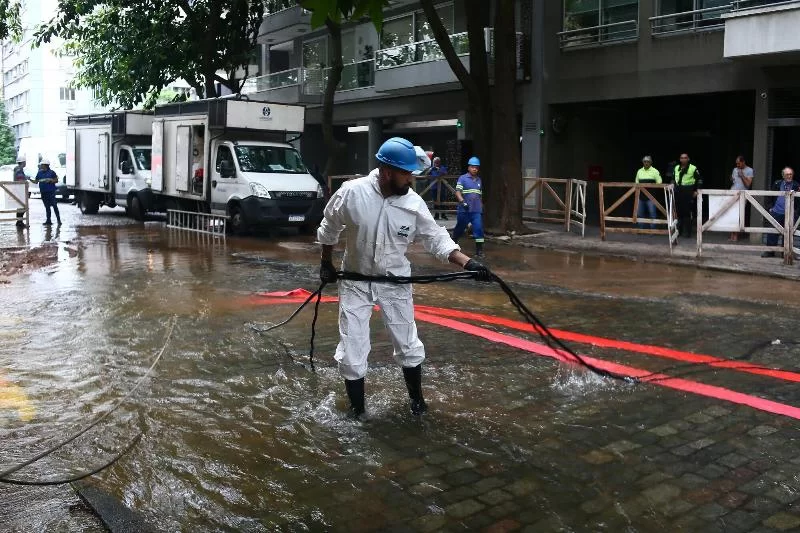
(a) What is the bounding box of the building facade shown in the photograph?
[250,0,800,222]
[251,0,530,177]
[2,0,109,160]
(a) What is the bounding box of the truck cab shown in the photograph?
[210,140,323,233]
[114,144,152,219]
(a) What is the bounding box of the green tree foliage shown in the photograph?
[36,0,265,109]
[0,0,21,41]
[0,102,17,165]
[299,0,385,177]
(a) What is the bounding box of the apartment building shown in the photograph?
[2,0,108,159]
[250,0,532,176]
[539,0,800,192]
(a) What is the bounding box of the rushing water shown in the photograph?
[2,216,800,532]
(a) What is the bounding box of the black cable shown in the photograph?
[0,433,143,486]
[0,318,175,482]
[256,270,639,384]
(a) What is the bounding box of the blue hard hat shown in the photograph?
[376,137,419,172]
[468,156,481,166]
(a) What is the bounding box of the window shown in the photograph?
[216,146,234,175]
[233,145,308,174]
[562,0,639,46]
[59,87,76,101]
[302,37,328,69]
[381,15,414,49]
[655,0,730,33]
[378,4,456,67]
[134,149,151,170]
[118,149,131,170]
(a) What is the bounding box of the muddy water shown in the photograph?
[1,223,799,531]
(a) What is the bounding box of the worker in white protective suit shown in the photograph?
[317,137,492,418]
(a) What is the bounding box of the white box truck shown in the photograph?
[66,111,153,218]
[149,97,325,233]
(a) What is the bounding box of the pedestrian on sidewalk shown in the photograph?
[635,155,661,230]
[730,155,754,242]
[762,167,799,258]
[316,137,491,418]
[428,157,448,220]
[673,153,702,239]
[452,156,485,257]
[30,158,61,226]
[13,155,27,228]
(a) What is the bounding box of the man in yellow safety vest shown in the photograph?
[673,153,702,239]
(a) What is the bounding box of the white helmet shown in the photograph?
[16,155,25,163]
[39,158,50,166]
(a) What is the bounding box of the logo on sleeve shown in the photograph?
[397,225,411,238]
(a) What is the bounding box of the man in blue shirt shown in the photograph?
[428,157,448,220]
[762,167,800,257]
[30,158,61,226]
[452,156,484,257]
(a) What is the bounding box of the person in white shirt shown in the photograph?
[316,137,491,418]
[730,155,754,242]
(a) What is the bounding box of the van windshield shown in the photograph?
[134,148,151,170]
[234,145,307,174]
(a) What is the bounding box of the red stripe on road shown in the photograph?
[413,311,800,421]
[415,305,800,384]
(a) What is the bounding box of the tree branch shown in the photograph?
[419,0,481,103]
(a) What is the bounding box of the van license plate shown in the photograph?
[288,215,305,222]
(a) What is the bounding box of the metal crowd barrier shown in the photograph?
[0,181,29,226]
[599,183,679,252]
[697,189,794,264]
[166,209,228,237]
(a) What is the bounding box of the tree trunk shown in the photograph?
[486,0,524,232]
[419,0,492,194]
[322,18,345,178]
[464,0,492,217]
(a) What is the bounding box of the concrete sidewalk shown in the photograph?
[484,222,800,282]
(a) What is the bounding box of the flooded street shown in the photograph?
[2,203,800,532]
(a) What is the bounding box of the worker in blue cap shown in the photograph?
[452,156,484,257]
[317,137,492,419]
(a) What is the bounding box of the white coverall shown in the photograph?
[316,169,460,380]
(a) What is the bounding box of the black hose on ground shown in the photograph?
[254,270,639,384]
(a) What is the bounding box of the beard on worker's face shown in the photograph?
[390,181,410,196]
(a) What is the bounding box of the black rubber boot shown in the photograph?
[475,242,484,257]
[402,364,428,415]
[344,378,365,417]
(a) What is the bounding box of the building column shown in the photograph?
[751,88,770,238]
[367,118,383,172]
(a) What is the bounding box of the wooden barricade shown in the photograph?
[522,177,572,230]
[698,189,794,265]
[415,175,459,216]
[0,181,29,226]
[599,183,678,252]
[327,175,361,196]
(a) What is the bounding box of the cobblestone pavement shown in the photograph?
[2,207,800,531]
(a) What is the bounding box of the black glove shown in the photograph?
[464,258,493,282]
[320,260,338,284]
[461,201,469,209]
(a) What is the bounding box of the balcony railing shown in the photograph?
[265,0,297,15]
[322,59,376,91]
[558,20,639,48]
[732,0,799,9]
[375,31,470,70]
[650,4,732,35]
[241,67,302,94]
